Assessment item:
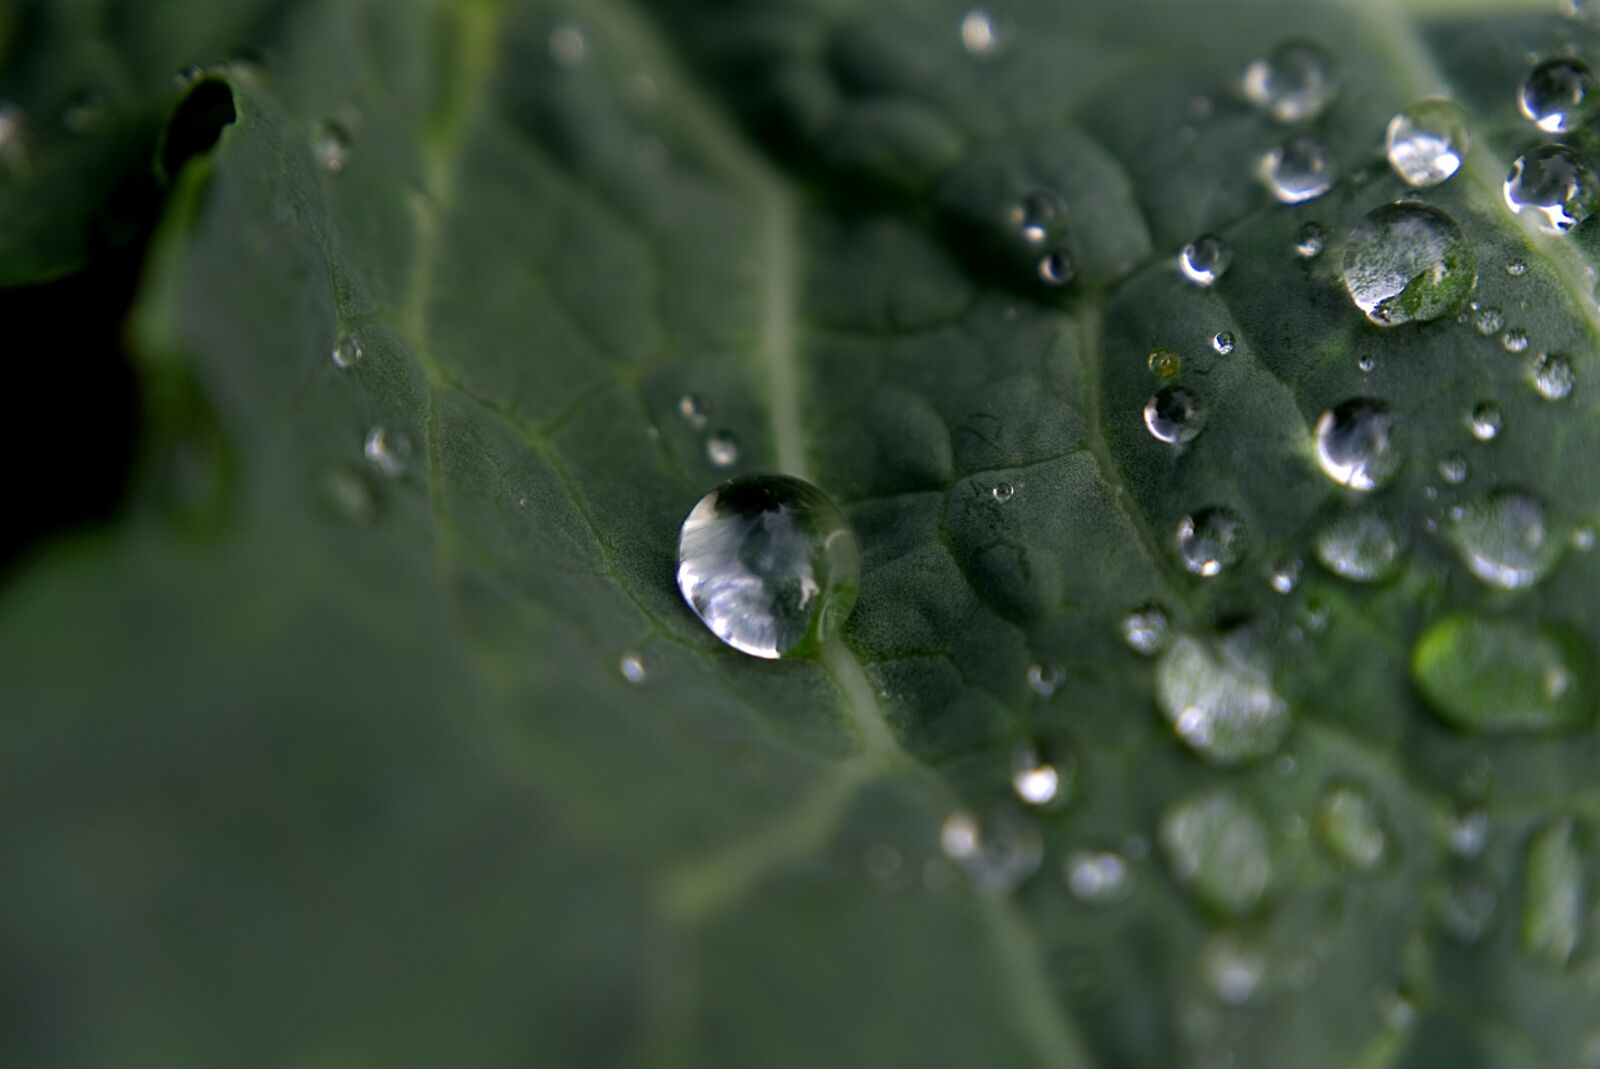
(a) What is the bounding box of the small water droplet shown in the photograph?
[1316,510,1406,583]
[1357,353,1377,373]
[1522,820,1586,966]
[1467,402,1503,442]
[676,474,860,659]
[1472,303,1506,336]
[1011,191,1063,245]
[1413,614,1592,732]
[1520,58,1593,133]
[1027,660,1064,696]
[1295,222,1327,259]
[1144,385,1206,446]
[1386,99,1471,187]
[1270,559,1303,594]
[1160,788,1274,917]
[318,463,377,522]
[706,431,740,468]
[549,23,588,67]
[1064,849,1132,905]
[1439,454,1469,484]
[678,393,709,430]
[1011,742,1074,807]
[1122,604,1171,656]
[1317,783,1388,870]
[960,8,1006,58]
[312,120,353,175]
[1506,258,1529,277]
[1243,39,1339,123]
[1451,809,1491,857]
[331,334,364,370]
[1147,347,1181,379]
[1212,331,1236,356]
[1179,235,1233,286]
[1502,328,1531,353]
[1156,634,1290,766]
[1449,489,1560,590]
[1204,934,1266,1005]
[1261,136,1332,204]
[1038,249,1076,286]
[619,652,647,683]
[991,481,1015,503]
[1314,399,1400,492]
[363,426,411,477]
[1176,508,1248,577]
[1573,526,1597,551]
[1342,202,1476,327]
[1531,352,1576,400]
[940,807,1043,893]
[1504,144,1599,233]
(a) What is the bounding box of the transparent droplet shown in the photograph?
[706,431,740,468]
[939,807,1043,893]
[1179,235,1233,286]
[1038,249,1075,286]
[1317,783,1388,870]
[1386,99,1471,187]
[1449,489,1561,590]
[675,474,860,659]
[1502,328,1531,354]
[1176,508,1247,577]
[1295,222,1327,259]
[678,393,709,430]
[1506,258,1529,277]
[1451,809,1491,857]
[1574,527,1597,551]
[619,652,647,683]
[1270,559,1302,594]
[1064,850,1132,905]
[960,9,1005,58]
[1160,788,1274,917]
[1212,331,1236,356]
[331,334,364,370]
[1439,454,1469,484]
[1144,385,1206,446]
[1155,634,1290,766]
[1472,303,1505,336]
[1027,660,1063,696]
[312,120,353,175]
[1380,990,1417,1032]
[1413,613,1592,731]
[1314,399,1400,491]
[1316,510,1406,584]
[1243,39,1339,123]
[1011,742,1075,807]
[1261,136,1332,204]
[549,23,588,67]
[1442,874,1499,944]
[1011,190,1063,245]
[1122,604,1171,656]
[1467,402,1502,442]
[317,463,377,522]
[1531,352,1576,400]
[1519,58,1592,133]
[1342,202,1476,327]
[1358,353,1377,373]
[1504,144,1600,234]
[1204,934,1266,1005]
[363,426,411,477]
[1147,347,1181,379]
[991,481,1015,503]
[1523,820,1585,966]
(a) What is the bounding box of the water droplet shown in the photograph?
[1270,559,1303,594]
[1451,810,1491,857]
[1011,742,1074,807]
[1442,874,1499,944]
[675,474,860,659]
[1147,347,1181,379]
[318,463,377,522]
[312,120,353,175]
[960,9,1005,58]
[619,652,647,683]
[1523,820,1585,966]
[1519,58,1592,132]
[706,431,740,468]
[1357,353,1377,373]
[1316,510,1406,584]
[363,426,411,477]
[1379,989,1416,1031]
[1122,604,1171,656]
[1506,258,1529,277]
[1176,508,1247,577]
[940,807,1043,893]
[1155,634,1290,766]
[549,23,588,67]
[1212,331,1236,356]
[1179,235,1233,286]
[1063,850,1132,905]
[1504,144,1599,233]
[1317,783,1388,870]
[1144,385,1206,446]
[331,334,364,370]
[1011,191,1063,245]
[1467,402,1502,441]
[1160,788,1274,917]
[1574,527,1597,551]
[1472,303,1505,336]
[1314,399,1400,491]
[1413,613,1592,731]
[1038,249,1075,286]
[1243,39,1339,123]
[1439,453,1469,484]
[1295,222,1327,259]
[1502,328,1531,353]
[1531,352,1576,400]
[1027,660,1063,696]
[991,481,1015,503]
[1204,935,1267,1005]
[1261,136,1332,204]
[1449,489,1561,590]
[1386,99,1471,187]
[678,393,709,430]
[1342,202,1475,327]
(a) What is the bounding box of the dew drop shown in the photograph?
[675,474,860,659]
[318,463,377,522]
[991,481,1015,503]
[960,9,1005,58]
[1519,58,1593,133]
[1243,39,1339,123]
[331,334,364,370]
[1160,788,1274,917]
[1038,249,1075,286]
[1176,508,1247,577]
[549,23,589,67]
[312,120,353,175]
[1341,202,1475,327]
[1144,385,1206,446]
[1504,144,1599,234]
[706,431,740,468]
[1472,303,1505,336]
[1314,399,1400,491]
[1412,613,1592,731]
[363,426,411,477]
[1204,935,1266,1005]
[1270,559,1302,595]
[1316,510,1406,584]
[1451,809,1491,857]
[1155,634,1290,766]
[1467,402,1502,442]
[1261,136,1332,204]
[1027,660,1064,696]
[1531,352,1576,400]
[1147,347,1181,379]
[1506,258,1529,277]
[1357,353,1377,373]
[1011,190,1063,245]
[1502,328,1531,354]
[1439,454,1469,485]
[1385,99,1471,187]
[1179,235,1233,286]
[939,807,1043,893]
[1295,222,1327,259]
[678,393,709,430]
[1212,331,1236,356]
[1522,820,1585,966]
[1011,742,1075,807]
[1317,783,1388,870]
[1064,849,1132,905]
[1122,604,1171,656]
[1449,489,1561,590]
[619,652,647,683]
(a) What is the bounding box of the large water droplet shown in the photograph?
[1155,634,1290,766]
[1123,604,1171,656]
[1412,613,1593,732]
[1314,399,1400,491]
[1144,386,1206,445]
[940,807,1043,893]
[1176,509,1247,577]
[1386,99,1471,187]
[1519,59,1593,133]
[1504,144,1600,234]
[1179,235,1232,286]
[1261,136,1332,203]
[1449,489,1561,590]
[1316,510,1406,583]
[1522,820,1586,967]
[1531,352,1576,401]
[676,474,860,659]
[1064,849,1133,905]
[1160,788,1274,917]
[1342,202,1475,327]
[1317,783,1388,870]
[1243,40,1339,123]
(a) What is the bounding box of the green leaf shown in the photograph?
[3,0,1600,1066]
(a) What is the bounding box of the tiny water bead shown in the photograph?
[1504,144,1599,234]
[1179,235,1232,286]
[1028,660,1064,696]
[1451,810,1491,858]
[619,653,647,683]
[312,119,353,175]
[991,481,1016,503]
[1385,99,1471,187]
[1506,258,1529,277]
[1357,353,1377,373]
[1038,250,1076,286]
[1412,613,1593,732]
[1314,399,1400,492]
[1522,820,1585,967]
[1147,347,1181,379]
[331,335,363,370]
[1212,331,1236,356]
[675,474,860,660]
[960,9,1005,57]
[1176,508,1247,577]
[1143,385,1206,446]
[939,807,1043,893]
[1449,489,1561,590]
[363,426,412,477]
[1295,222,1327,259]
[1468,401,1502,441]
[1341,202,1475,327]
[1155,635,1290,766]
[1316,510,1405,584]
[1204,935,1266,1006]
[1531,352,1576,400]
[1261,136,1332,204]
[678,393,709,429]
[1471,303,1505,336]
[1270,559,1303,594]
[1439,454,1469,485]
[1011,190,1064,245]
[1518,58,1592,133]
[1317,783,1388,871]
[1011,742,1075,807]
[706,431,740,468]
[1243,39,1339,123]
[1064,850,1133,905]
[1160,789,1274,918]
[1122,604,1171,656]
